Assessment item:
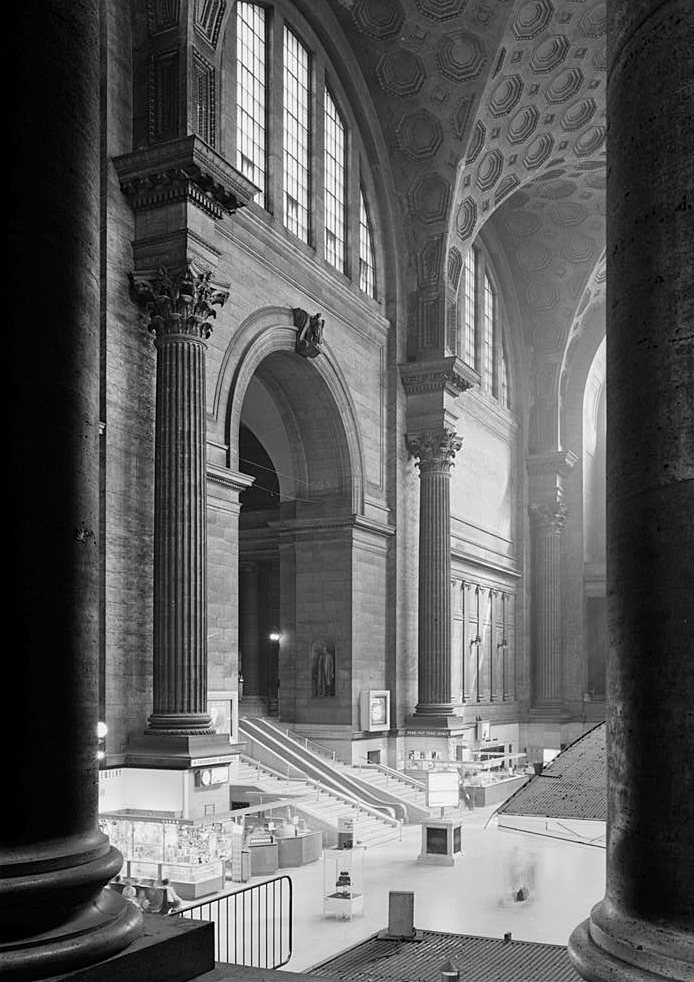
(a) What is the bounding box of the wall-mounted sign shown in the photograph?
[360,690,390,732]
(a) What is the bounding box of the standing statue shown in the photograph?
[311,640,335,697]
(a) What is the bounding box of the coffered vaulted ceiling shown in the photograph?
[326,0,607,443]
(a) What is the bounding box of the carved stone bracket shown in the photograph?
[407,428,463,471]
[293,308,325,358]
[114,135,260,218]
[129,264,228,339]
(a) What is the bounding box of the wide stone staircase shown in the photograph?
[234,754,403,849]
[236,717,431,848]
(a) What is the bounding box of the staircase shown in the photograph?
[237,717,432,835]
[235,754,401,849]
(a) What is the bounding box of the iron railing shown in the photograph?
[175,875,293,969]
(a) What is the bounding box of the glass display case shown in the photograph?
[323,847,365,920]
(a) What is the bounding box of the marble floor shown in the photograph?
[248,803,607,974]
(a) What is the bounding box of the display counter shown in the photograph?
[464,774,528,807]
[323,847,365,920]
[249,842,279,875]
[277,830,322,868]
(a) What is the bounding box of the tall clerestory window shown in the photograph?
[236,2,266,206]
[283,26,311,243]
[233,3,378,298]
[462,248,476,367]
[458,244,511,409]
[359,188,375,297]
[324,88,346,271]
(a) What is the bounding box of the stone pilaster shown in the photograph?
[407,430,463,717]
[1,2,143,975]
[568,4,694,980]
[129,266,226,735]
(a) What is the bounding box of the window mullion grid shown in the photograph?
[283,25,311,244]
[324,86,346,272]
[236,2,267,206]
[493,293,503,401]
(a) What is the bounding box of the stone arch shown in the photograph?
[211,306,365,517]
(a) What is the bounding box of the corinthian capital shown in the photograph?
[529,500,569,532]
[129,265,228,339]
[407,429,463,470]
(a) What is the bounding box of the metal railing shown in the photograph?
[175,875,293,969]
[356,757,427,796]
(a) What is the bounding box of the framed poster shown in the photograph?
[360,690,390,732]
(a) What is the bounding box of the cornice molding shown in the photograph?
[114,135,259,218]
[526,449,579,478]
[399,356,479,398]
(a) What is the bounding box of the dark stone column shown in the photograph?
[130,267,227,735]
[1,2,143,977]
[407,430,462,717]
[528,500,567,705]
[240,563,261,698]
[526,451,577,709]
[568,3,694,980]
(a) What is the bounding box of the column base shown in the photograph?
[0,884,143,982]
[126,732,235,769]
[568,901,694,982]
[405,712,465,732]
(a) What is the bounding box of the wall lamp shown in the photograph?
[269,631,282,642]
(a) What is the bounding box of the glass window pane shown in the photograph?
[359,188,375,296]
[284,27,311,242]
[484,273,494,393]
[236,3,266,206]
[463,249,476,366]
[324,88,345,271]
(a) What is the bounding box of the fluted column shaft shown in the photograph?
[2,2,142,975]
[151,332,210,729]
[408,431,462,715]
[529,503,567,704]
[130,266,228,735]
[569,3,694,980]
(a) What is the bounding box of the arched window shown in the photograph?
[457,244,511,409]
[231,2,378,297]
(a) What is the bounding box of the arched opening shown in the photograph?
[234,346,359,727]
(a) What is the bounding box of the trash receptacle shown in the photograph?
[241,851,251,882]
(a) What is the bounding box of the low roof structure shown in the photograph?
[498,723,606,823]
[306,928,582,982]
